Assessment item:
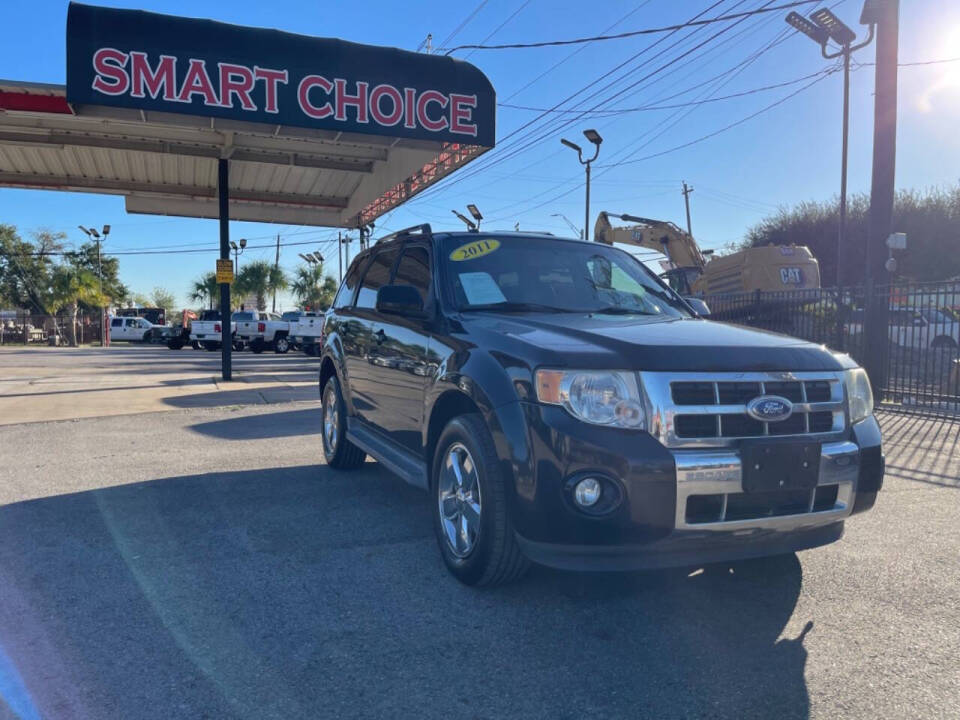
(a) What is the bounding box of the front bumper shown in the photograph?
[507,403,883,571]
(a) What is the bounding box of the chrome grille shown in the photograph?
[641,371,847,448]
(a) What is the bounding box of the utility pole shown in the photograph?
[681,182,694,238]
[338,231,343,283]
[272,233,280,313]
[863,0,899,391]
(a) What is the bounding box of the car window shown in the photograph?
[110,318,122,328]
[333,260,363,309]
[125,318,137,327]
[233,312,254,322]
[356,247,400,310]
[394,245,431,306]
[441,235,689,317]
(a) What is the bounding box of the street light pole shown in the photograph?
[560,129,603,242]
[785,9,874,287]
[550,213,582,239]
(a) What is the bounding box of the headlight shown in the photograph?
[535,369,646,429]
[844,368,874,424]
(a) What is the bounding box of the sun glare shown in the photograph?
[917,24,960,112]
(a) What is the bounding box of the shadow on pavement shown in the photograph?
[162,386,316,408]
[189,408,320,440]
[0,465,811,720]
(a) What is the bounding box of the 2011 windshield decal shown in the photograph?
[89,48,479,137]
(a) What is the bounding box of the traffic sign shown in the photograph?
[216,259,233,284]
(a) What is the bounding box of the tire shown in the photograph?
[202,341,219,351]
[320,376,366,470]
[233,340,245,351]
[432,414,530,586]
[250,338,265,354]
[142,330,153,344]
[191,340,201,350]
[167,339,184,350]
[274,335,290,354]
[931,335,957,350]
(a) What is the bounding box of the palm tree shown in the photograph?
[47,265,105,346]
[190,272,220,309]
[290,264,338,311]
[235,260,287,311]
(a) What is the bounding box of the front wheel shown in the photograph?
[250,338,265,354]
[274,335,290,354]
[320,376,365,469]
[931,335,958,350]
[432,414,529,586]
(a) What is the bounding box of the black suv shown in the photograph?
[318,225,883,585]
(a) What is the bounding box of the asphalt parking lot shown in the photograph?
[0,346,958,719]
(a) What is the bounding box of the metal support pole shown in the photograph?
[272,233,280,313]
[682,181,694,238]
[864,0,899,392]
[218,158,232,381]
[837,48,851,288]
[584,161,591,242]
[338,231,343,282]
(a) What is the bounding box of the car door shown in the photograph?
[124,318,139,340]
[109,317,123,341]
[343,245,401,425]
[367,243,433,453]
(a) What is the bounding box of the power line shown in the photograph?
[441,0,819,53]
[407,0,737,205]
[500,0,657,103]
[0,237,341,258]
[462,0,533,61]
[497,67,833,114]
[436,0,490,51]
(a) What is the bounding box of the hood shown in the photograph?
[460,314,852,372]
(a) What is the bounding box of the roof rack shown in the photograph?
[375,223,433,245]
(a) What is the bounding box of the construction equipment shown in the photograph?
[594,212,821,296]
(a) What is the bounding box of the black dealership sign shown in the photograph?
[66,3,495,147]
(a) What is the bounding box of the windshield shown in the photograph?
[440,235,689,317]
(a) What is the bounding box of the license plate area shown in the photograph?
[741,440,820,493]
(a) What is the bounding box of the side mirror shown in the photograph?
[376,284,426,317]
[684,297,711,316]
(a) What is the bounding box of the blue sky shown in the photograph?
[2,0,959,309]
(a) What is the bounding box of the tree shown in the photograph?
[0,226,61,313]
[744,186,960,285]
[149,287,177,318]
[69,241,128,306]
[190,272,220,310]
[290,263,338,311]
[47,265,105,346]
[235,260,287,311]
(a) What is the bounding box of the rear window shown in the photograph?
[110,318,122,327]
[233,312,254,322]
[281,311,301,321]
[199,310,220,321]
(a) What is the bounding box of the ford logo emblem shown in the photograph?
[746,395,793,422]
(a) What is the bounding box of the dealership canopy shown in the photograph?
[0,2,496,228]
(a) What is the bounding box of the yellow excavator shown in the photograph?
[594,211,820,296]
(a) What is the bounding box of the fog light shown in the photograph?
[574,477,602,507]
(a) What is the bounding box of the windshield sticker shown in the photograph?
[449,238,501,262]
[459,272,507,305]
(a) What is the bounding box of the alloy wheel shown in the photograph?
[437,442,482,558]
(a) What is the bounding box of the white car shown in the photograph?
[846,307,959,350]
[108,316,159,342]
[289,311,324,355]
[235,310,291,353]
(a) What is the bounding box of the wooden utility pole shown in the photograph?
[681,181,694,238]
[863,0,899,390]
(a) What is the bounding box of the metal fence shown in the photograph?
[0,310,104,345]
[707,282,960,418]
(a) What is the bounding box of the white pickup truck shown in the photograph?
[190,310,238,351]
[234,310,292,354]
[289,311,324,355]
